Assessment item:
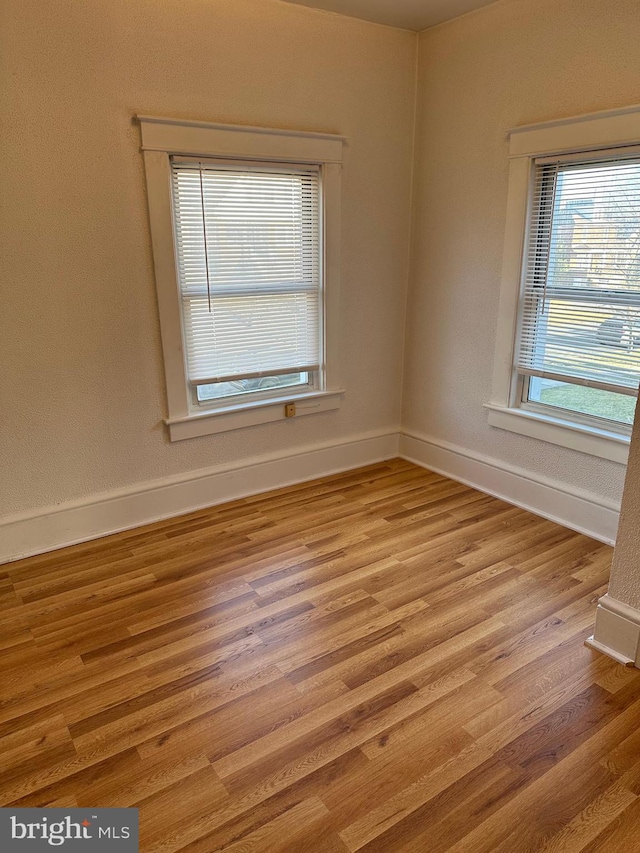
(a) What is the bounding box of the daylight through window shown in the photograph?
[171,160,322,406]
[517,154,640,427]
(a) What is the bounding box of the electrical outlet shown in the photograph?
[285,403,296,418]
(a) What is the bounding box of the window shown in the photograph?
[173,160,321,405]
[488,106,640,464]
[139,116,344,441]
[518,154,640,427]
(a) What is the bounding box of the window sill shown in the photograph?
[484,403,630,464]
[165,389,344,441]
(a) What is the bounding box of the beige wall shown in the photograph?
[0,0,416,517]
[405,0,640,506]
[4,0,640,550]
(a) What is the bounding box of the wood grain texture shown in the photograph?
[1,460,639,852]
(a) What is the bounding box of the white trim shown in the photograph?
[137,114,346,141]
[489,155,532,409]
[139,116,344,441]
[508,103,640,158]
[322,162,342,388]
[167,389,344,440]
[587,593,640,668]
[1,428,622,563]
[137,115,345,164]
[508,103,640,135]
[0,430,399,564]
[484,404,630,465]
[143,149,192,419]
[399,429,620,545]
[535,144,640,166]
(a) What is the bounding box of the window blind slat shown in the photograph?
[516,157,640,397]
[172,163,321,386]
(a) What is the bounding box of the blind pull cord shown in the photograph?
[198,162,213,313]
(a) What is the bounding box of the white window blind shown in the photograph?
[517,155,640,397]
[171,160,321,387]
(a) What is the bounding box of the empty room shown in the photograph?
[3,0,640,850]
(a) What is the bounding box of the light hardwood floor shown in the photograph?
[1,460,639,852]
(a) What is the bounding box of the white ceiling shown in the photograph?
[280,0,500,30]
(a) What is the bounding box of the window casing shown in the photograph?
[488,106,640,464]
[139,117,344,441]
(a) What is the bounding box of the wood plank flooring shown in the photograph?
[1,459,639,852]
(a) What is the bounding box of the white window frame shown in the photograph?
[139,115,345,441]
[486,104,640,465]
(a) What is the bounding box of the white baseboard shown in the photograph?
[586,594,640,668]
[0,430,400,564]
[399,429,620,545]
[1,426,622,564]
